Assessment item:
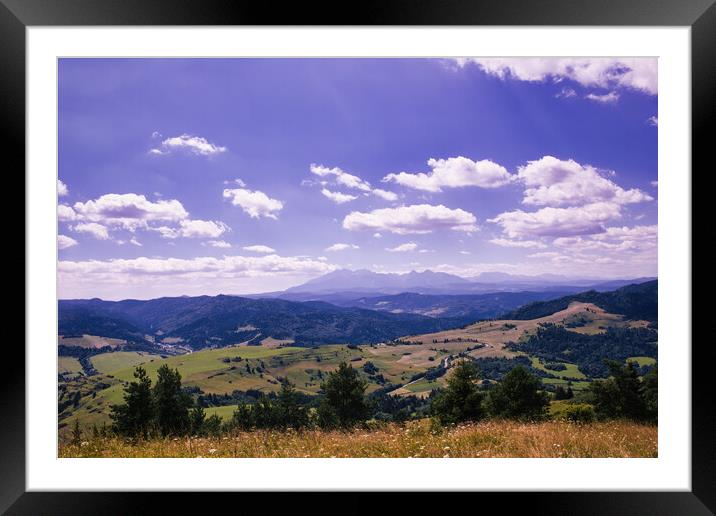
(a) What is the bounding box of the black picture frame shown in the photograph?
[2,0,708,512]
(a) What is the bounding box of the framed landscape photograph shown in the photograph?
[6,0,711,511]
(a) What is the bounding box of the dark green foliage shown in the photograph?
[590,360,655,422]
[318,362,369,429]
[276,380,309,429]
[641,365,658,422]
[474,355,553,381]
[110,366,154,438]
[553,385,574,400]
[203,414,223,436]
[430,361,485,425]
[559,404,596,423]
[153,365,192,436]
[509,323,657,377]
[486,366,549,421]
[189,406,206,435]
[71,419,82,445]
[502,280,657,322]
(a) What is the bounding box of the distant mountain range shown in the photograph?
[58,270,656,351]
[255,269,655,299]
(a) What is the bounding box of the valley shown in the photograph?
[58,278,657,437]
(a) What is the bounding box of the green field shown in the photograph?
[529,356,586,380]
[626,356,657,367]
[90,351,163,374]
[58,356,83,375]
[205,404,239,421]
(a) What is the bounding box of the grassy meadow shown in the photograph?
[59,419,657,458]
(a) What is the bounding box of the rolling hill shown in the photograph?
[58,295,472,350]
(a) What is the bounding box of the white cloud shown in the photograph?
[648,116,658,126]
[177,219,229,239]
[386,242,418,252]
[321,188,358,204]
[455,58,658,95]
[489,238,547,249]
[488,202,622,238]
[58,204,77,222]
[371,188,399,201]
[373,233,382,239]
[150,134,226,156]
[651,181,658,187]
[383,156,513,192]
[130,237,142,247]
[459,250,471,255]
[310,164,371,192]
[57,235,78,249]
[517,156,652,207]
[58,180,69,197]
[73,193,189,229]
[203,240,231,248]
[310,164,398,201]
[325,243,360,252]
[59,254,336,278]
[243,244,276,254]
[585,91,620,104]
[553,225,657,253]
[556,88,577,98]
[344,204,478,235]
[223,188,284,219]
[71,222,110,240]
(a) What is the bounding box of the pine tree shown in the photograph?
[318,362,369,429]
[153,364,192,436]
[486,365,549,421]
[109,366,154,438]
[590,360,648,420]
[71,419,82,445]
[431,360,485,425]
[189,405,206,435]
[276,379,308,429]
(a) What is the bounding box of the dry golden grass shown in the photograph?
[59,419,657,458]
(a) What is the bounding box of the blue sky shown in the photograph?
[57,58,658,299]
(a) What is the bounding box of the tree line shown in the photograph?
[96,357,656,440]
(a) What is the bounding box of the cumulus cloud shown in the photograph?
[585,91,620,104]
[488,202,622,238]
[223,188,284,219]
[343,204,478,235]
[517,156,652,207]
[243,244,276,254]
[383,156,513,192]
[648,116,658,126]
[177,219,229,239]
[73,193,189,229]
[386,242,418,252]
[310,164,398,201]
[58,204,77,222]
[325,243,360,252]
[454,57,657,95]
[58,180,69,197]
[321,188,358,204]
[150,134,226,156]
[71,222,110,240]
[57,235,78,249]
[489,238,547,249]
